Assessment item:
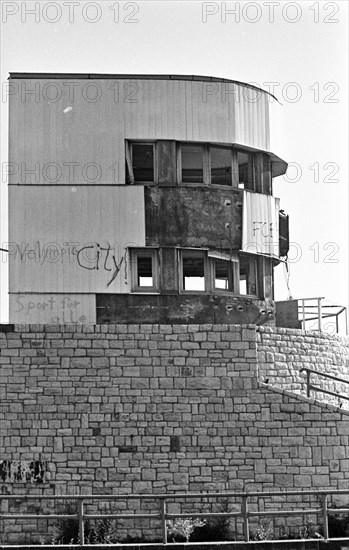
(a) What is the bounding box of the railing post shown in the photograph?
[302,299,306,329]
[305,369,311,398]
[242,495,249,542]
[159,497,167,544]
[322,494,329,541]
[78,499,84,545]
[318,298,323,331]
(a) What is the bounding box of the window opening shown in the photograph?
[237,150,254,190]
[239,256,257,295]
[131,143,154,182]
[181,144,204,183]
[130,249,158,291]
[182,250,206,291]
[214,258,236,292]
[137,255,153,287]
[210,146,232,185]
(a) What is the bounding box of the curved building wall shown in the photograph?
[9,77,286,185]
[8,75,288,324]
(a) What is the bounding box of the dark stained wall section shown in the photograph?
[157,141,177,184]
[145,186,243,249]
[97,294,274,325]
[160,247,178,292]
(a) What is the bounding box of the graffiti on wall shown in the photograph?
[76,243,126,287]
[4,241,133,288]
[0,461,45,483]
[13,295,88,323]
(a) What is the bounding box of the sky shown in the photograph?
[0,0,348,330]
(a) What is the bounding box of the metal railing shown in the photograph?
[298,297,348,335]
[300,367,349,401]
[1,489,349,544]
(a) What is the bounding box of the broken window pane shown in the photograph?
[211,146,232,185]
[181,144,204,183]
[237,150,254,190]
[132,143,154,182]
[239,261,248,295]
[239,256,257,295]
[182,251,205,290]
[137,255,153,287]
[215,259,230,290]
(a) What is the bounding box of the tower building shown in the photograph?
[8,74,288,324]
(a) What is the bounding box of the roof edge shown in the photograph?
[8,73,280,102]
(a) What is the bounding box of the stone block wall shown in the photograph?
[0,323,349,543]
[257,326,349,409]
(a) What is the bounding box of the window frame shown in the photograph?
[178,142,209,185]
[179,248,209,293]
[125,140,157,184]
[209,251,239,293]
[209,144,234,187]
[238,254,258,296]
[235,148,255,191]
[129,247,159,292]
[125,140,268,192]
[178,142,258,190]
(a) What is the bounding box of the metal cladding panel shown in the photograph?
[9,79,287,185]
[242,191,280,257]
[9,294,96,324]
[269,99,287,162]
[9,186,145,293]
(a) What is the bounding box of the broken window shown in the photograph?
[181,250,206,291]
[237,150,255,190]
[126,142,155,183]
[137,255,153,287]
[181,144,204,184]
[239,255,257,295]
[214,259,235,291]
[130,249,158,291]
[210,146,232,185]
[209,251,238,292]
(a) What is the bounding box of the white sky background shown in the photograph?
[0,0,348,326]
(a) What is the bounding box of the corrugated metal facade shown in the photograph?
[9,79,285,185]
[242,191,280,257]
[9,186,145,294]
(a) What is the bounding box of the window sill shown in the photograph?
[131,290,160,294]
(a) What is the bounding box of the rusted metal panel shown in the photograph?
[145,186,243,250]
[96,294,275,325]
[9,293,96,324]
[276,300,302,329]
[9,79,287,185]
[8,186,145,294]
